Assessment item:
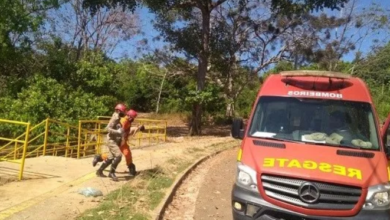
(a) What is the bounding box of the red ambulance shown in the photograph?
[231,70,390,220]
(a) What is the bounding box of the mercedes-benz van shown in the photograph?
[231,70,390,220]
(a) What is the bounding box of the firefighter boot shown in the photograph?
[128,163,136,176]
[96,159,112,177]
[92,154,103,167]
[108,156,121,182]
[108,168,119,182]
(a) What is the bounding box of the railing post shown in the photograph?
[164,121,167,142]
[77,121,81,159]
[141,123,144,147]
[97,122,101,154]
[65,127,70,157]
[156,125,160,143]
[43,118,49,156]
[19,122,31,180]
[84,131,87,157]
[14,142,17,160]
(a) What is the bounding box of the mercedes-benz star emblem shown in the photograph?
[298,182,320,204]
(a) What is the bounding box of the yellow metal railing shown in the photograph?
[96,116,167,148]
[77,119,108,159]
[0,119,31,180]
[129,118,167,147]
[0,116,168,181]
[24,119,81,159]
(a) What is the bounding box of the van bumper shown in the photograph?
[231,183,390,220]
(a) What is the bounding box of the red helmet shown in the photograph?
[115,103,126,113]
[127,109,138,118]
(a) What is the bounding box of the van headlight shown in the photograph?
[236,162,258,192]
[363,184,390,210]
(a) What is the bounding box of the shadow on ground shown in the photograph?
[0,166,60,185]
[102,166,165,182]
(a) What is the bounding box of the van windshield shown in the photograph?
[248,96,380,150]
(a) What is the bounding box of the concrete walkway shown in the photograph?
[0,136,231,220]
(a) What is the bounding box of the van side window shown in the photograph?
[250,98,265,132]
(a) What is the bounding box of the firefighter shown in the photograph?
[93,109,144,177]
[94,103,126,181]
[119,109,142,176]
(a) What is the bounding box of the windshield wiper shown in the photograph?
[256,136,303,144]
[305,141,363,150]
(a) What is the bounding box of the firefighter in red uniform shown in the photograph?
[119,109,139,176]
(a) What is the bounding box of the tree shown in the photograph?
[81,0,349,135]
[145,0,351,135]
[0,0,64,96]
[210,0,358,118]
[143,0,230,135]
[47,0,139,60]
[267,0,348,15]
[282,0,387,71]
[354,41,390,91]
[81,0,137,15]
[145,50,198,113]
[0,0,63,48]
[0,74,113,124]
[209,0,294,117]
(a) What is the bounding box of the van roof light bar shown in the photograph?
[280,70,351,79]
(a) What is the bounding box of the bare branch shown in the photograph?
[47,0,139,57]
[211,0,227,9]
[168,1,197,10]
[253,45,288,74]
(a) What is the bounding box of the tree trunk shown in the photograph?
[190,102,203,135]
[156,70,167,114]
[190,53,208,135]
[189,9,210,136]
[226,102,234,117]
[225,62,234,117]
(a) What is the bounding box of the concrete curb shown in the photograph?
[152,143,238,220]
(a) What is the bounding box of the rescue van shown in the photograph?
[231,70,390,220]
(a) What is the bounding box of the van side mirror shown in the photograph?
[384,142,390,159]
[381,113,390,159]
[385,146,390,160]
[231,118,244,139]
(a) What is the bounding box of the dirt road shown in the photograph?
[162,147,238,220]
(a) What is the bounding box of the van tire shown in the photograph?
[231,118,243,138]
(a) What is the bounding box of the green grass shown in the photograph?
[147,176,174,191]
[166,157,193,173]
[105,184,139,202]
[148,191,165,210]
[77,140,240,220]
[139,166,175,210]
[77,185,148,220]
[185,147,204,154]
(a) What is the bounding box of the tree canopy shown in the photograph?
[0,0,390,136]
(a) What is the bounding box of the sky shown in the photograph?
[108,6,163,61]
[107,0,390,63]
